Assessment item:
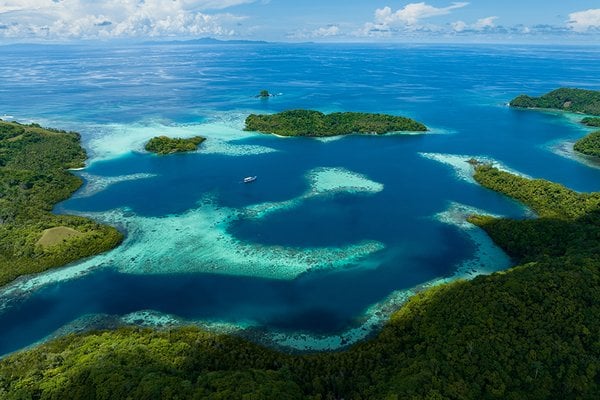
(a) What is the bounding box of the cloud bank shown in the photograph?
[354,3,599,40]
[358,1,468,37]
[374,2,468,26]
[452,16,498,32]
[0,0,254,39]
[568,9,600,32]
[0,1,599,41]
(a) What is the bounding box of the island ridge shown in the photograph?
[244,110,427,137]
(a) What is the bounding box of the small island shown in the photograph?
[581,117,600,127]
[0,120,123,286]
[145,135,206,155]
[256,89,273,98]
[509,88,600,116]
[244,110,427,137]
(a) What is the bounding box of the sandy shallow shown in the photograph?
[12,199,514,354]
[0,144,522,353]
[547,139,600,170]
[84,112,277,164]
[74,172,158,198]
[419,152,531,184]
[0,167,386,309]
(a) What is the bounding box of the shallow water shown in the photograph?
[0,43,599,355]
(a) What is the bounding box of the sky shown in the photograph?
[0,1,599,43]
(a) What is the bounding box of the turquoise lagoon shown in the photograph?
[0,43,599,354]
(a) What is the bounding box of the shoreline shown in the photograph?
[0,198,514,356]
[259,129,429,140]
[548,138,600,170]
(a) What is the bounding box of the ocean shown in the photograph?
[0,42,599,355]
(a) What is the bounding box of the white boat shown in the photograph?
[243,176,257,183]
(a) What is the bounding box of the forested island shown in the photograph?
[1,143,598,398]
[581,117,600,127]
[244,110,427,137]
[0,120,122,286]
[509,88,600,115]
[511,88,600,159]
[145,135,206,155]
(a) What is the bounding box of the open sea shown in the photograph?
[0,43,599,355]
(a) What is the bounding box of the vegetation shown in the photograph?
[1,160,599,398]
[469,164,600,261]
[145,135,206,155]
[574,130,600,158]
[509,88,600,115]
[257,89,272,98]
[0,120,123,287]
[581,117,600,127]
[244,110,427,137]
[510,89,600,158]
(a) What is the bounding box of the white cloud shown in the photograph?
[354,22,392,38]
[568,9,600,32]
[288,25,341,40]
[357,2,468,37]
[311,25,340,37]
[374,2,468,26]
[452,16,497,32]
[0,0,253,39]
[473,16,497,30]
[451,20,467,32]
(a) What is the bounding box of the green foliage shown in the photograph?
[508,89,600,158]
[145,135,206,155]
[472,164,600,220]
[244,110,427,137]
[0,327,300,400]
[2,164,599,399]
[0,120,123,287]
[574,131,600,158]
[469,165,600,266]
[581,117,600,127]
[509,88,600,115]
[258,89,271,98]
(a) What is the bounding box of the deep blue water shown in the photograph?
[0,43,599,355]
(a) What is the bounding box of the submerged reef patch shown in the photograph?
[22,200,511,353]
[548,139,600,170]
[74,172,158,198]
[85,114,277,163]
[434,202,512,279]
[92,167,386,279]
[0,167,386,308]
[419,152,530,183]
